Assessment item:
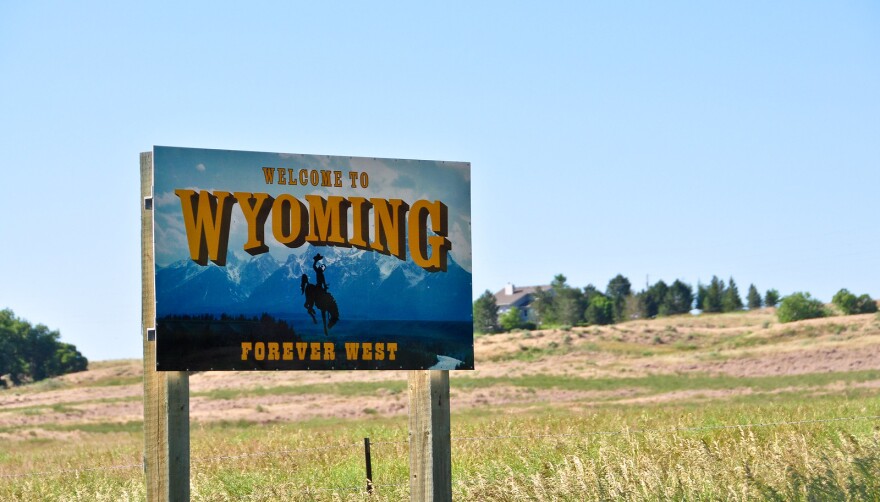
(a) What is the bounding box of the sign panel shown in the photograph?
[152,146,473,371]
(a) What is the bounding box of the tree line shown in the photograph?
[474,274,876,333]
[0,309,88,387]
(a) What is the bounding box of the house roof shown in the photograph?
[493,285,550,307]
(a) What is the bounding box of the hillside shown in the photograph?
[2,309,879,439]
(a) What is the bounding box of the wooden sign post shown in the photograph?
[142,152,191,502]
[408,370,452,501]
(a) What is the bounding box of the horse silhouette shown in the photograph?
[301,274,339,336]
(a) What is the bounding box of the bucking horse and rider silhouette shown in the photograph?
[300,253,340,335]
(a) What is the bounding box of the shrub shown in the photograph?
[856,294,878,314]
[499,307,523,332]
[832,289,877,315]
[859,295,877,314]
[832,289,858,314]
[777,292,827,323]
[584,295,614,325]
[0,309,88,385]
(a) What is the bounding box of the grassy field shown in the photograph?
[2,309,879,500]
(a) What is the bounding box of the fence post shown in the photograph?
[165,372,190,501]
[364,437,373,494]
[408,370,452,502]
[142,151,191,502]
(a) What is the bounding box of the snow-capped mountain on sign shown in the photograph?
[156,245,472,321]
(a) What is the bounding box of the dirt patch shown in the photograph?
[189,386,626,423]
[0,384,140,410]
[645,341,880,377]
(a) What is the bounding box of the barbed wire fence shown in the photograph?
[2,414,878,496]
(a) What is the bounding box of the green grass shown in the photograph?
[91,375,143,387]
[1,396,141,418]
[452,369,880,396]
[5,379,70,394]
[49,404,77,414]
[192,380,407,400]
[45,421,143,434]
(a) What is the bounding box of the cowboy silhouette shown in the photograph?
[313,253,328,291]
[300,253,339,335]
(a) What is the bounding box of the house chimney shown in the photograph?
[504,283,515,295]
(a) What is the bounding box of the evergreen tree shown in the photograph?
[556,293,584,326]
[764,289,780,308]
[642,280,669,318]
[473,290,499,333]
[622,294,644,321]
[551,274,568,291]
[722,277,743,312]
[662,280,694,315]
[606,274,632,300]
[551,274,585,326]
[532,287,557,325]
[629,291,649,319]
[702,276,724,313]
[695,282,707,311]
[747,284,762,309]
[606,274,632,322]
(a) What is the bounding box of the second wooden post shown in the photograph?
[408,370,452,501]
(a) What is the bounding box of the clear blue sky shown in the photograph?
[1,2,878,361]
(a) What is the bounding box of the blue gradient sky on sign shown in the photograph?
[0,2,877,361]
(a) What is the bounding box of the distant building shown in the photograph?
[493,283,549,323]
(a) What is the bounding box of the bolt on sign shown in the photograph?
[152,146,473,371]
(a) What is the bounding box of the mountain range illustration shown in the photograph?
[155,247,472,321]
